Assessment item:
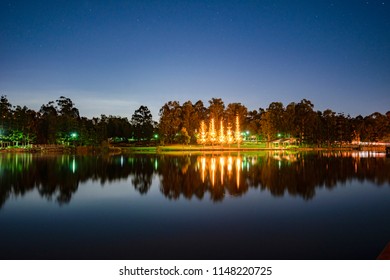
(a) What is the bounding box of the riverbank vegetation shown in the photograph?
[1,95,389,150]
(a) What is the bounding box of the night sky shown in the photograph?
[1,0,389,120]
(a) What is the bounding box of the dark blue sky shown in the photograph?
[1,0,389,120]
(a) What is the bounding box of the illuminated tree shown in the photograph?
[209,118,217,145]
[198,120,207,145]
[219,120,225,144]
[226,124,234,145]
[234,115,242,144]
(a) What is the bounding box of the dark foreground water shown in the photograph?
[1,151,389,260]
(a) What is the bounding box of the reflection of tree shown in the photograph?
[158,155,208,200]
[248,152,390,200]
[158,154,248,202]
[1,152,390,208]
[129,155,154,194]
[157,152,390,202]
[35,157,79,204]
[0,154,155,208]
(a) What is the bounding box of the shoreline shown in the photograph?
[2,144,387,154]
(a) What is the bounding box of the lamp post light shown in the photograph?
[154,134,159,144]
[70,132,78,146]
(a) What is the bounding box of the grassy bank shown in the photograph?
[2,142,387,155]
[119,143,352,154]
[120,143,389,154]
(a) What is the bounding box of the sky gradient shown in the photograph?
[1,0,389,120]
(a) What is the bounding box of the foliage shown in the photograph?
[131,105,154,142]
[0,94,389,147]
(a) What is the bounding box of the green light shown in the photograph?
[70,132,78,138]
[71,157,77,173]
[154,134,158,139]
[154,159,158,170]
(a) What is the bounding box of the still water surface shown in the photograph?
[1,151,390,259]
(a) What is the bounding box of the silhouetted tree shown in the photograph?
[131,105,154,142]
[159,101,181,144]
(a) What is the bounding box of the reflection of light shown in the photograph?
[211,157,216,186]
[154,159,158,170]
[227,156,233,175]
[211,157,216,171]
[236,157,241,188]
[201,157,206,183]
[71,157,76,173]
[220,157,225,185]
[352,151,386,158]
[273,154,281,160]
[120,156,124,167]
[196,155,246,188]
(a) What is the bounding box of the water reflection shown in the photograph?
[0,151,389,208]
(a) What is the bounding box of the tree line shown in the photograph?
[1,95,389,147]
[159,98,390,146]
[0,95,156,146]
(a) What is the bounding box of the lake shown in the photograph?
[1,151,389,260]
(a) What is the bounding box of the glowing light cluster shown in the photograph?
[198,155,242,188]
[197,115,242,145]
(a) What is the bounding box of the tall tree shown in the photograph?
[208,98,225,128]
[106,116,132,140]
[322,109,337,145]
[11,106,37,146]
[225,102,248,130]
[294,99,316,144]
[56,96,80,144]
[0,95,12,139]
[131,105,154,142]
[180,101,196,141]
[259,102,285,145]
[38,101,58,144]
[284,102,296,138]
[260,111,275,145]
[159,101,181,144]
